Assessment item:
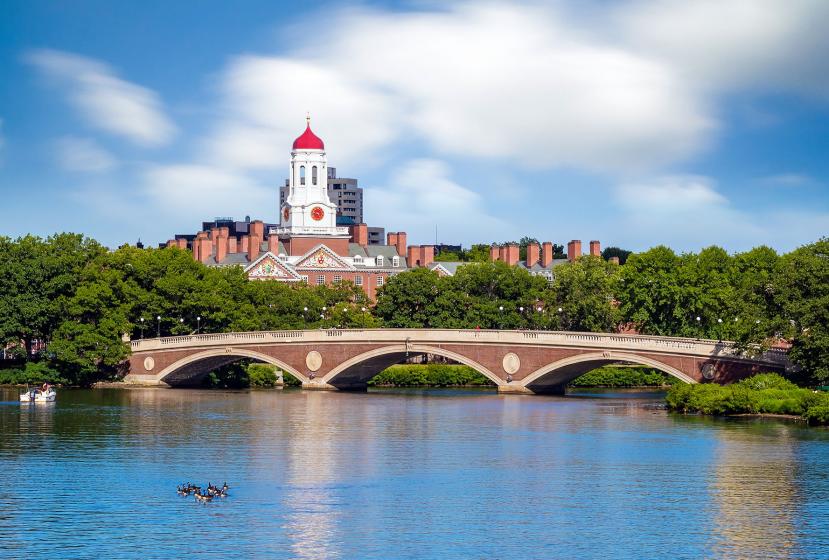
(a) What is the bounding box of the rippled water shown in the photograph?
[2,386,829,559]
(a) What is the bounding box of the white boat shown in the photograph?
[20,388,56,402]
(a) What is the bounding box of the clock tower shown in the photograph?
[275,116,350,254]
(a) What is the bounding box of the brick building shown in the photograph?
[166,117,603,298]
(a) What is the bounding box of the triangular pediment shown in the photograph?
[294,244,354,271]
[245,252,302,281]
[430,263,453,277]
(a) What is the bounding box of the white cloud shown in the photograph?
[204,3,714,173]
[617,0,829,96]
[56,136,116,172]
[206,57,400,169]
[611,175,829,251]
[27,49,176,146]
[365,159,514,244]
[142,164,274,222]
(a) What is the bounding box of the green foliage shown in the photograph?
[774,238,829,385]
[666,373,829,424]
[367,364,493,387]
[0,362,67,385]
[247,364,279,387]
[569,366,675,387]
[602,246,632,265]
[550,256,621,332]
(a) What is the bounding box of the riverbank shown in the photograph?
[666,373,829,425]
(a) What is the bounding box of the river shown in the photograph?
[2,386,829,559]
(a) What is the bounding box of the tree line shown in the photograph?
[0,234,826,385]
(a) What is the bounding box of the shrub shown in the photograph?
[247,364,279,387]
[0,362,67,385]
[368,364,493,387]
[666,373,829,425]
[569,366,675,387]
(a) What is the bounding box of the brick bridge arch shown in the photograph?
[125,329,790,394]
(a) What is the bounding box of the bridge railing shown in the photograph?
[129,328,789,366]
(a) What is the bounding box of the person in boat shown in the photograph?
[41,382,50,393]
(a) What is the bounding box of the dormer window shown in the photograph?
[353,255,363,265]
[278,253,287,261]
[376,255,384,267]
[392,256,400,267]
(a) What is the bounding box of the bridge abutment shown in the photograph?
[301,381,340,391]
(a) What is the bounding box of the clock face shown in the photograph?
[283,207,290,221]
[311,206,325,221]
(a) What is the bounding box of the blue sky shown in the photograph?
[1,0,827,252]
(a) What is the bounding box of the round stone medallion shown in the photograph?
[702,363,715,381]
[305,351,323,372]
[502,352,520,375]
[143,357,155,371]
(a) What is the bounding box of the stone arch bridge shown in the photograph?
[124,329,790,394]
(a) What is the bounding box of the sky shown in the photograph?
[0,0,827,253]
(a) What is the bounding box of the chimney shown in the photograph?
[268,234,280,254]
[351,223,368,246]
[490,245,500,262]
[567,240,582,262]
[197,235,212,264]
[228,237,238,253]
[250,220,265,246]
[394,232,407,260]
[193,232,209,262]
[590,240,601,257]
[240,235,250,254]
[387,232,398,248]
[248,233,260,263]
[499,245,508,262]
[420,245,435,267]
[526,243,540,268]
[541,242,553,268]
[407,246,420,267]
[176,238,187,250]
[166,239,176,248]
[215,235,228,264]
[505,243,519,266]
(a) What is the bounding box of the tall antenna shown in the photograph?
[435,224,438,246]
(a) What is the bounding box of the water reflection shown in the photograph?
[1,387,828,558]
[705,421,800,558]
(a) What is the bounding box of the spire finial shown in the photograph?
[306,112,310,126]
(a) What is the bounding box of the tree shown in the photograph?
[374,268,443,327]
[550,256,621,332]
[602,246,632,265]
[0,233,105,356]
[774,238,829,384]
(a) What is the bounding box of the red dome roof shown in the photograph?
[292,122,324,150]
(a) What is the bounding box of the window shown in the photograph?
[376,255,384,267]
[376,276,384,287]
[317,275,325,285]
[300,165,306,185]
[392,256,400,267]
[355,275,363,286]
[353,255,363,265]
[333,275,342,284]
[278,253,287,261]
[312,166,318,185]
[301,275,309,283]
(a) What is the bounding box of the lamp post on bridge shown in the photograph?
[156,315,161,338]
[196,316,201,334]
[139,317,145,339]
